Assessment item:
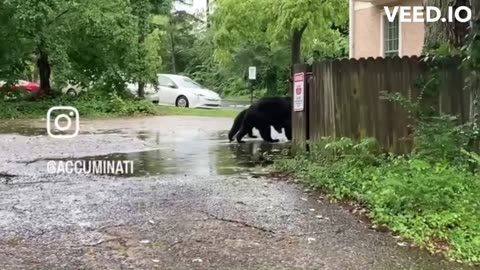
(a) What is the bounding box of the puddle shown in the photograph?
[0,122,125,137]
[27,140,291,177]
[73,141,289,177]
[0,124,47,136]
[215,142,290,175]
[1,123,291,177]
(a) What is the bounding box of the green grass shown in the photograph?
[153,106,238,118]
[223,95,253,101]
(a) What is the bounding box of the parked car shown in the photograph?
[0,80,40,93]
[126,82,159,103]
[154,74,222,108]
[61,82,84,96]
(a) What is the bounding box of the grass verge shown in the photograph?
[274,138,480,265]
[223,95,253,101]
[153,106,238,118]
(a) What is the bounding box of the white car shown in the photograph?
[126,82,159,102]
[61,82,84,96]
[155,74,222,108]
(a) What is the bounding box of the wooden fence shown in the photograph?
[292,56,470,153]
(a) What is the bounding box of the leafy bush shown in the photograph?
[0,87,35,101]
[275,138,480,264]
[0,88,156,119]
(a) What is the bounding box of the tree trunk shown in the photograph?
[423,0,449,52]
[170,30,177,73]
[290,24,307,97]
[32,63,39,83]
[265,67,277,96]
[37,48,51,95]
[291,24,307,65]
[134,0,149,98]
[206,0,210,28]
[469,0,480,130]
[137,32,146,98]
[449,0,471,47]
[423,0,471,52]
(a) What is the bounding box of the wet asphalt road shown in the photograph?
[0,116,477,270]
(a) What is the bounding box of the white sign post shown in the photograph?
[248,66,256,104]
[248,66,256,80]
[293,73,305,111]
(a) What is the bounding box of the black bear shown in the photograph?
[228,108,283,142]
[230,96,292,143]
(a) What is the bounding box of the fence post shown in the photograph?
[291,64,311,150]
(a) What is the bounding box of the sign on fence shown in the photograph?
[293,72,305,111]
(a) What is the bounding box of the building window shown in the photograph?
[383,14,399,57]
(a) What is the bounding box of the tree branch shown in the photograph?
[47,8,72,27]
[298,23,308,35]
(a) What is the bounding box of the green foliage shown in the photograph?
[0,89,156,119]
[0,87,239,119]
[382,58,480,168]
[0,88,35,102]
[0,2,32,80]
[0,0,170,95]
[129,0,170,91]
[73,91,156,117]
[167,0,349,97]
[212,0,348,63]
[413,115,479,165]
[275,138,480,264]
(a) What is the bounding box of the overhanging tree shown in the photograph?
[7,0,148,95]
[267,0,347,65]
[130,0,170,98]
[211,0,347,96]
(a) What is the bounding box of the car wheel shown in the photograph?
[66,88,77,97]
[175,95,189,108]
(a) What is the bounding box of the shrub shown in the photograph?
[0,88,157,119]
[275,137,480,264]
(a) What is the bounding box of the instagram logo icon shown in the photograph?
[47,106,80,139]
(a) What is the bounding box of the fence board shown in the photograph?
[304,56,468,153]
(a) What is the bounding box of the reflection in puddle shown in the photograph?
[3,125,291,177]
[71,142,289,177]
[0,125,47,136]
[47,137,291,177]
[215,142,290,175]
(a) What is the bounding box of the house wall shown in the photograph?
[352,0,425,59]
[400,0,425,56]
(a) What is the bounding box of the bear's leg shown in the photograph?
[285,122,292,141]
[273,125,283,134]
[259,126,279,143]
[248,129,257,138]
[236,124,253,143]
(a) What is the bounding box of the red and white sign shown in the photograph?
[293,73,304,112]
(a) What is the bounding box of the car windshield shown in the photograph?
[178,77,203,89]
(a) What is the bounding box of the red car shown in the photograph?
[0,80,40,93]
